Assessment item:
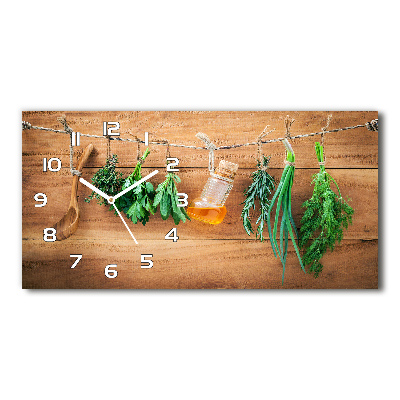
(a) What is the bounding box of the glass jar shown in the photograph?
[187,160,239,224]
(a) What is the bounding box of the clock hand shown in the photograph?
[79,178,110,201]
[112,203,138,244]
[113,170,159,201]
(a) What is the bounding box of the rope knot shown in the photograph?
[284,115,295,139]
[284,160,296,167]
[196,132,217,172]
[366,119,378,132]
[22,121,32,130]
[57,116,73,134]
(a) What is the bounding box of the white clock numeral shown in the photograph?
[71,132,81,146]
[165,228,179,242]
[141,254,154,269]
[70,254,83,269]
[34,193,47,207]
[167,157,179,172]
[177,193,188,207]
[145,131,149,145]
[43,228,56,242]
[105,264,118,278]
[43,157,61,172]
[103,122,120,136]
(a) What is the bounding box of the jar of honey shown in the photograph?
[187,160,239,224]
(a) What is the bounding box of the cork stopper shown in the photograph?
[215,160,239,180]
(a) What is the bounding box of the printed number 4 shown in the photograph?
[165,228,179,242]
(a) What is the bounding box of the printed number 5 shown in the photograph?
[141,254,153,269]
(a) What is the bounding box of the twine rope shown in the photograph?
[57,116,82,177]
[284,160,296,167]
[22,118,379,153]
[365,119,378,132]
[319,114,332,166]
[257,125,275,171]
[126,133,144,163]
[196,132,217,172]
[284,115,295,139]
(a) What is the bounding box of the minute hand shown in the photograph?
[113,170,159,201]
[79,178,110,201]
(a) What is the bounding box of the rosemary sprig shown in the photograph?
[267,140,305,284]
[300,142,354,277]
[85,154,123,206]
[241,156,276,241]
[153,172,190,225]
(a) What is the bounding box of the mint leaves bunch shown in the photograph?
[153,172,190,225]
[114,148,156,226]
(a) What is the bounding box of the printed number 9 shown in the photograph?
[34,193,47,207]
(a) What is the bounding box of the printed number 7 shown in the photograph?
[70,254,83,269]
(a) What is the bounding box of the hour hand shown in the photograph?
[79,178,110,201]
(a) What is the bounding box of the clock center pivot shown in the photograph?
[108,197,115,205]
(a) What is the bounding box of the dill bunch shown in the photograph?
[241,156,276,241]
[300,142,354,278]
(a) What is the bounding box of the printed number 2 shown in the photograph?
[165,228,179,242]
[167,158,179,172]
[141,254,154,269]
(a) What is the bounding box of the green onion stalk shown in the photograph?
[267,139,305,284]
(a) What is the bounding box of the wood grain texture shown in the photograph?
[22,111,379,289]
[22,239,378,289]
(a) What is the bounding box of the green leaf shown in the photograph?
[153,191,163,207]
[160,193,171,220]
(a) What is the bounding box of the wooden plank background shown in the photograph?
[22,111,378,289]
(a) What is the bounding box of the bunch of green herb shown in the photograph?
[85,154,123,206]
[300,142,354,278]
[153,172,190,225]
[267,139,305,284]
[114,148,156,226]
[241,156,276,241]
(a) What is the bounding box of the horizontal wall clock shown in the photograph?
[22,111,379,289]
